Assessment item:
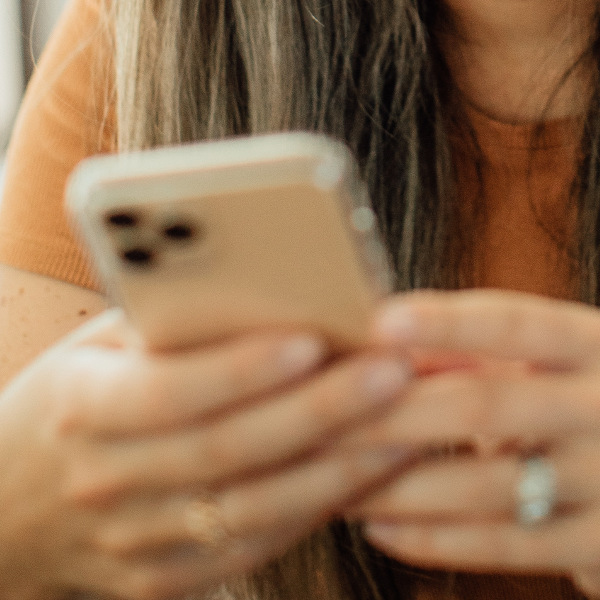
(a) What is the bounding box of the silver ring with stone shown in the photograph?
[516,455,557,527]
[184,498,229,551]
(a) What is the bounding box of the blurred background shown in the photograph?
[1,0,68,191]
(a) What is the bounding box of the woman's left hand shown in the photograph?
[348,289,600,597]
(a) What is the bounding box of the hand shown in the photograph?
[348,290,600,597]
[0,309,412,600]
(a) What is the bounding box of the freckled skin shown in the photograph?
[0,265,107,389]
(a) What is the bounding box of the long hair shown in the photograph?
[104,1,600,598]
[110,0,477,294]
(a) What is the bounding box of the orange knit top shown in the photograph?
[0,0,114,290]
[0,1,585,598]
[0,0,581,303]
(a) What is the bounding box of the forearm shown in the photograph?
[0,264,107,389]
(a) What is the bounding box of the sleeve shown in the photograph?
[0,0,116,291]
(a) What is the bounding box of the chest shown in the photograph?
[454,141,579,300]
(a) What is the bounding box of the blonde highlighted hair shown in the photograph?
[104,1,600,598]
[109,0,475,295]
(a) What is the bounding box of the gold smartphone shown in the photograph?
[67,133,392,353]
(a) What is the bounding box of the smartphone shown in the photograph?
[67,133,392,353]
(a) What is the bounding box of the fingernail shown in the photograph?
[375,304,418,342]
[279,336,326,377]
[363,361,412,406]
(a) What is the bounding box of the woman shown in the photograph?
[0,0,598,598]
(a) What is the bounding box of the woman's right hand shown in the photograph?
[0,309,411,600]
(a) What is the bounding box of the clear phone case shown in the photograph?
[67,133,392,352]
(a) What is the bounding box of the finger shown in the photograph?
[51,333,326,435]
[99,523,313,600]
[57,308,135,349]
[572,569,600,599]
[352,445,600,523]
[59,551,136,599]
[87,495,235,598]
[342,370,600,447]
[83,450,410,599]
[76,546,225,600]
[364,510,600,573]
[407,347,494,377]
[66,358,410,504]
[373,290,600,370]
[353,458,521,522]
[93,496,219,559]
[94,495,307,571]
[217,448,410,537]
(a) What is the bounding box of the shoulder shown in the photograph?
[0,0,115,291]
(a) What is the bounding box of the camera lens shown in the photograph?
[107,212,139,227]
[122,248,155,266]
[163,222,196,241]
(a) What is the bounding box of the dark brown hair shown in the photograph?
[106,1,600,597]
